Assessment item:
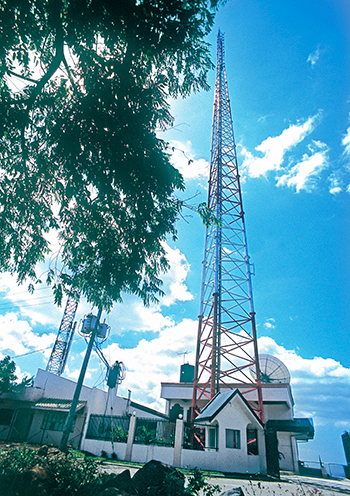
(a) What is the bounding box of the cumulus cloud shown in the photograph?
[160,243,193,306]
[0,313,56,360]
[104,318,197,410]
[168,140,209,180]
[240,116,316,178]
[307,46,321,67]
[276,142,328,192]
[258,336,350,429]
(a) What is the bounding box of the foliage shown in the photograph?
[0,0,221,310]
[0,446,100,496]
[0,446,221,496]
[186,468,220,496]
[0,356,32,394]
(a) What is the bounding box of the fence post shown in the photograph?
[125,412,137,462]
[173,416,184,468]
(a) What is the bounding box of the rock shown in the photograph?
[37,445,49,457]
[219,488,244,496]
[19,464,50,496]
[132,459,185,495]
[100,469,135,494]
[100,488,129,496]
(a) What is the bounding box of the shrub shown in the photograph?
[0,446,100,496]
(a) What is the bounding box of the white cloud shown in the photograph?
[0,313,56,359]
[263,318,275,329]
[342,125,350,156]
[168,140,209,180]
[240,116,316,178]
[258,336,350,428]
[104,318,197,410]
[328,174,342,195]
[160,244,193,306]
[276,143,328,192]
[307,46,321,67]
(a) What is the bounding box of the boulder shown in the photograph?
[132,460,185,495]
[219,489,244,496]
[99,469,135,494]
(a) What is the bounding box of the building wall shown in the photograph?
[26,409,86,449]
[277,432,298,472]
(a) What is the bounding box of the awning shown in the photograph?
[33,398,86,412]
[266,418,314,441]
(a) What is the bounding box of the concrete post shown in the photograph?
[173,417,184,468]
[125,412,137,462]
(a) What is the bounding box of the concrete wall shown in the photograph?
[277,432,298,472]
[82,439,128,459]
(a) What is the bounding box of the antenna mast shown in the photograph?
[191,31,264,423]
[46,295,79,375]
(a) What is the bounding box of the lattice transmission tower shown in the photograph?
[191,31,264,423]
[46,295,79,376]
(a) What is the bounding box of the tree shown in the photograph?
[0,356,32,394]
[0,0,220,310]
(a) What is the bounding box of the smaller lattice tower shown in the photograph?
[46,295,79,375]
[191,31,264,423]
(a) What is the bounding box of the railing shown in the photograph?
[299,460,346,479]
[86,415,129,442]
[134,418,175,447]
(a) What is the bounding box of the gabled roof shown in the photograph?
[194,389,263,427]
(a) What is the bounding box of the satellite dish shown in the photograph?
[250,354,290,384]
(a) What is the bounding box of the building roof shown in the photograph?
[194,389,263,426]
[33,398,86,412]
[130,400,169,419]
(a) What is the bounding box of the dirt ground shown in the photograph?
[101,462,350,496]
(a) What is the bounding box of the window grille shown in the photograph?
[86,415,129,442]
[134,418,175,446]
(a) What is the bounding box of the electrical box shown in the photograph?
[81,314,98,335]
[97,323,109,339]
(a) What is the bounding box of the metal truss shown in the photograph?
[46,295,79,376]
[191,31,264,423]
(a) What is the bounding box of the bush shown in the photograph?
[0,446,100,496]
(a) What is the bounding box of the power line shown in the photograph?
[9,346,52,359]
[0,301,57,311]
[0,286,52,297]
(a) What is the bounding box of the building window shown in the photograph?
[0,408,14,426]
[42,412,74,432]
[247,428,259,455]
[207,426,218,450]
[226,428,240,449]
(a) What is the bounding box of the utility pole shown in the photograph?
[59,306,102,452]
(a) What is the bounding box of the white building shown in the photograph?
[0,359,313,476]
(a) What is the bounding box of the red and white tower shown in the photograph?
[191,31,264,424]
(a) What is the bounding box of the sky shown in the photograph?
[1,0,350,466]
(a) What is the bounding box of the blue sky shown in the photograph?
[1,0,350,465]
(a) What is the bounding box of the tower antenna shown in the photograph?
[191,31,264,425]
[46,294,79,375]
